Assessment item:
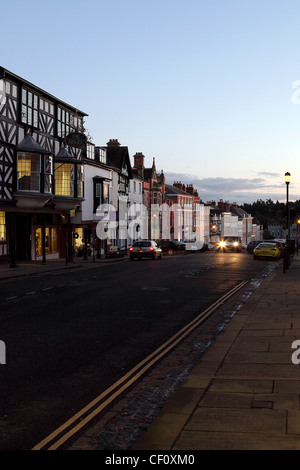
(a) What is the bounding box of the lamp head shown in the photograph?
[285,172,291,184]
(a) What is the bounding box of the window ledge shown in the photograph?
[13,192,53,209]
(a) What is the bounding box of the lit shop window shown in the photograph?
[54,163,74,196]
[35,227,58,257]
[0,212,6,242]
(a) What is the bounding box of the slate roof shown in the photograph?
[230,205,249,219]
[106,145,133,178]
[17,133,50,154]
[165,184,193,197]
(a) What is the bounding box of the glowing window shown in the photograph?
[0,212,5,241]
[17,153,40,191]
[55,163,74,196]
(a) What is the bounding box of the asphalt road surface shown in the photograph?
[0,251,277,449]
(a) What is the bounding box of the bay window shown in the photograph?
[17,152,40,191]
[54,163,74,196]
[17,152,53,193]
[77,165,84,197]
[44,155,53,193]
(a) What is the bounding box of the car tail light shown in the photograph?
[129,247,133,251]
[150,247,154,251]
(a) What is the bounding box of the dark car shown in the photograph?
[219,237,242,252]
[269,240,285,257]
[247,240,262,254]
[158,240,186,255]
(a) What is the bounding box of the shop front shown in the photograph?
[35,226,58,260]
[0,211,8,263]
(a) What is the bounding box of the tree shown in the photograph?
[240,199,286,228]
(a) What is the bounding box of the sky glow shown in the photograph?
[2,0,300,204]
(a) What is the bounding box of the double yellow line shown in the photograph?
[32,280,248,450]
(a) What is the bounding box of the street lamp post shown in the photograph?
[285,172,291,270]
[297,218,300,256]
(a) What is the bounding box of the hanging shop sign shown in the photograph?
[65,132,87,148]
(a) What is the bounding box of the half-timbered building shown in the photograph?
[0,67,88,265]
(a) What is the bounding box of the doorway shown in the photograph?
[16,215,32,260]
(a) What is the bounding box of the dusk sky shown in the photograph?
[2,0,300,204]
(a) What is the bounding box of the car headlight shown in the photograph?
[233,241,238,247]
[219,241,226,248]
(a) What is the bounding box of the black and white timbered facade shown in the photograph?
[0,67,88,265]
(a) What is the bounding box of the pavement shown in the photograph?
[1,253,300,450]
[0,255,128,280]
[133,254,300,450]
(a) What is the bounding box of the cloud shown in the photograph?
[164,172,298,204]
[256,171,281,178]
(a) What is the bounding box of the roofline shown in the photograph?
[0,66,88,117]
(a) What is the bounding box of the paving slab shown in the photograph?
[133,256,300,450]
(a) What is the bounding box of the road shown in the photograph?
[0,251,277,449]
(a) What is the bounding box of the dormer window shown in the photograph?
[86,143,95,160]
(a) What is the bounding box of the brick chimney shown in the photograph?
[107,138,121,147]
[133,152,145,169]
[186,184,196,196]
[173,181,186,192]
[218,199,230,211]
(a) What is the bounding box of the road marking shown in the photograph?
[32,280,248,451]
[26,291,36,295]
[43,287,52,291]
[6,296,17,300]
[141,286,169,291]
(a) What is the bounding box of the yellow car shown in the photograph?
[253,242,281,260]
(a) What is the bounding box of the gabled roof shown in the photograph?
[230,205,249,219]
[106,145,133,178]
[165,184,193,197]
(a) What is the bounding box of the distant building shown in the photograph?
[132,153,165,240]
[268,225,286,239]
[208,199,263,245]
[165,182,210,244]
